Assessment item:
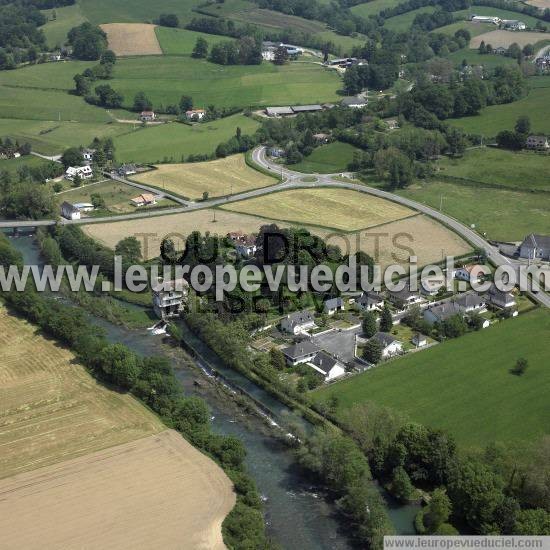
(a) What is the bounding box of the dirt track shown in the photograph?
[0,430,235,550]
[100,23,162,56]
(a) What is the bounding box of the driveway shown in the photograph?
[312,326,361,364]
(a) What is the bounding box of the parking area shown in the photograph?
[312,326,361,364]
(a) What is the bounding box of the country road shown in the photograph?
[2,146,549,307]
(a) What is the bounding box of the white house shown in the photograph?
[140,111,156,122]
[357,291,384,312]
[307,351,346,382]
[131,193,157,207]
[152,278,189,319]
[236,238,257,259]
[65,165,93,181]
[282,341,320,367]
[453,264,487,283]
[61,201,81,220]
[420,275,446,296]
[117,164,137,177]
[186,109,206,121]
[72,202,94,213]
[280,311,315,335]
[82,148,95,164]
[372,332,403,358]
[502,19,526,30]
[412,333,427,348]
[324,297,344,316]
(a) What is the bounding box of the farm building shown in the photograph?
[502,20,526,30]
[65,165,93,181]
[470,15,501,24]
[265,106,294,117]
[341,96,368,108]
[131,193,157,207]
[72,203,94,213]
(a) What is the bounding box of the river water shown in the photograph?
[7,232,419,549]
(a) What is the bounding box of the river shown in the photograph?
[6,231,419,549]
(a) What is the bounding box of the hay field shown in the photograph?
[220,188,414,231]
[526,0,550,8]
[133,154,277,200]
[0,430,235,550]
[470,30,549,49]
[83,206,470,266]
[0,307,165,479]
[100,23,163,56]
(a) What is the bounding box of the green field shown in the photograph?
[384,6,436,32]
[314,309,550,447]
[108,56,341,110]
[450,87,550,136]
[79,0,202,26]
[351,0,405,19]
[454,6,546,28]
[0,155,50,174]
[447,47,517,68]
[114,114,260,163]
[437,148,550,191]
[438,21,492,38]
[292,142,361,174]
[396,179,550,241]
[155,27,234,56]
[40,4,88,48]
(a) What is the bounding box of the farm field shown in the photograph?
[526,0,550,7]
[437,148,550,191]
[84,204,470,266]
[292,142,362,174]
[100,23,162,56]
[0,430,235,550]
[79,0,203,26]
[58,180,177,213]
[0,154,51,175]
[313,309,550,448]
[449,87,550,135]
[0,306,165,479]
[40,4,88,48]
[397,179,550,241]
[220,188,415,231]
[384,6,436,32]
[471,30,549,49]
[108,56,341,111]
[438,21,491,38]
[132,154,276,200]
[0,119,131,156]
[447,47,517,68]
[351,0,404,19]
[156,27,234,56]
[114,114,260,163]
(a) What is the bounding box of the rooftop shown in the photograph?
[282,341,320,359]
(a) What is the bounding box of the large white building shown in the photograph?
[65,165,93,181]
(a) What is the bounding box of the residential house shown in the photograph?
[65,165,93,181]
[486,285,516,309]
[357,291,384,312]
[307,351,346,382]
[117,164,137,177]
[412,333,427,348]
[186,109,206,121]
[324,297,344,316]
[152,278,189,319]
[453,264,487,282]
[313,133,330,143]
[72,202,94,213]
[502,19,526,30]
[494,46,508,55]
[454,291,487,313]
[423,301,463,325]
[280,310,316,335]
[387,288,423,309]
[268,147,285,158]
[420,275,446,296]
[131,193,157,207]
[236,237,257,259]
[385,119,399,130]
[341,96,368,108]
[82,148,95,164]
[140,111,156,122]
[519,233,550,260]
[525,135,549,151]
[282,341,320,367]
[60,201,81,221]
[372,332,403,358]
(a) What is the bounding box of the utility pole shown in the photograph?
[439,194,445,212]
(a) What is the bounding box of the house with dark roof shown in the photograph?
[307,351,346,382]
[324,297,344,316]
[280,310,315,334]
[387,288,423,309]
[282,341,320,366]
[486,285,516,309]
[371,332,403,358]
[357,291,384,312]
[519,234,550,261]
[454,291,487,313]
[525,135,549,151]
[423,301,463,325]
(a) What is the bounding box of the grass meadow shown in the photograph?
[0,154,51,174]
[155,27,235,56]
[397,179,550,241]
[383,6,436,32]
[292,141,361,174]
[447,47,518,68]
[313,309,550,448]
[114,114,260,163]
[40,4,88,48]
[351,0,405,19]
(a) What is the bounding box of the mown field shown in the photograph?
[100,23,163,56]
[447,47,517,68]
[397,179,550,241]
[351,0,404,19]
[438,21,493,38]
[133,154,276,200]
[437,148,550,191]
[292,142,361,174]
[471,30,550,49]
[450,86,550,135]
[0,430,235,550]
[40,4,88,48]
[114,114,260,163]
[156,27,235,56]
[221,187,415,231]
[108,56,341,111]
[0,154,51,174]
[313,309,550,448]
[383,6,436,32]
[0,306,165,479]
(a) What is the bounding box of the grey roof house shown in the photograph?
[324,297,344,315]
[280,310,316,334]
[519,234,550,261]
[282,341,320,366]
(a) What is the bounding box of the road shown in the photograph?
[2,146,549,307]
